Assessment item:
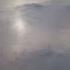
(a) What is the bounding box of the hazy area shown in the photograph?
[0,0,70,70]
[1,0,70,9]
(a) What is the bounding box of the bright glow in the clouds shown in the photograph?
[15,18,24,32]
[13,16,26,36]
[11,17,26,60]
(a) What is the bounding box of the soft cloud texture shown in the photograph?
[0,1,70,70]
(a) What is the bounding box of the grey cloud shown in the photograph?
[1,2,70,70]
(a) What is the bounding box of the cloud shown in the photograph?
[16,3,70,54]
[1,2,70,70]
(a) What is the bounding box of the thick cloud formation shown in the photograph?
[1,2,70,70]
[16,4,70,70]
[17,4,70,53]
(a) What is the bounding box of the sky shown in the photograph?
[0,0,48,9]
[17,4,70,53]
[1,0,70,9]
[0,0,70,9]
[0,0,70,70]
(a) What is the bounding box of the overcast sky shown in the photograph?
[0,0,70,70]
[1,0,70,9]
